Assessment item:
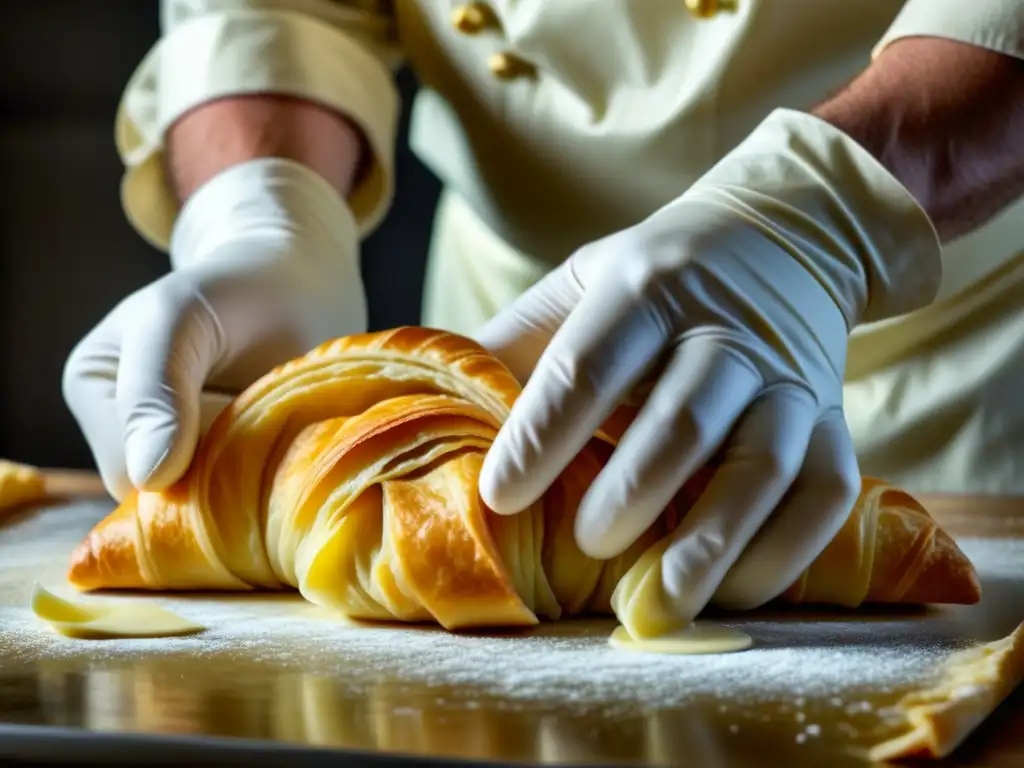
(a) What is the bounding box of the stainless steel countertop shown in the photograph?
[2,642,1022,767]
[2,490,1022,766]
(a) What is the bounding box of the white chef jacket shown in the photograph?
[115,0,1024,495]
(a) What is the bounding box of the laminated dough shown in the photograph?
[868,621,1024,760]
[30,583,203,640]
[63,328,981,642]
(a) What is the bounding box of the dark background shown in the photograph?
[0,1,441,469]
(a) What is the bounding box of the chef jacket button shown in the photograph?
[488,52,537,81]
[685,0,737,19]
[452,3,499,35]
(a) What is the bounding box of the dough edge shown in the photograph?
[868,621,1024,761]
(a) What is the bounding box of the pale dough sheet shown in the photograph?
[1,498,1022,763]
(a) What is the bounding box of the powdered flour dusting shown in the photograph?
[1,501,1021,713]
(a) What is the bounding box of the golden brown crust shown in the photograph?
[68,502,144,590]
[68,327,982,633]
[385,453,536,629]
[782,478,981,608]
[0,460,48,512]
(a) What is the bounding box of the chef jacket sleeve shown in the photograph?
[873,0,1024,61]
[118,1,402,251]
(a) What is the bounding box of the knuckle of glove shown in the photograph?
[745,446,802,491]
[662,527,730,603]
[617,260,685,316]
[61,297,139,414]
[61,335,103,415]
[804,459,861,518]
[545,347,594,397]
[143,279,227,356]
[661,402,715,454]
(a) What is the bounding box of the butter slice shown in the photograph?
[609,622,753,655]
[31,583,203,639]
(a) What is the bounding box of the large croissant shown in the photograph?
[68,328,980,638]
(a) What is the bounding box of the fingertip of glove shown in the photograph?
[573,530,619,562]
[97,469,135,506]
[477,475,517,517]
[478,450,532,516]
[124,435,183,493]
[572,484,636,561]
[573,509,629,561]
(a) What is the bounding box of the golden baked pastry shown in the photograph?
[0,460,47,512]
[66,328,981,637]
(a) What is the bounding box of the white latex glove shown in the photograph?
[63,158,366,501]
[476,109,941,626]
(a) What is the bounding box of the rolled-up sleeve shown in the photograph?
[873,0,1024,61]
[118,1,402,251]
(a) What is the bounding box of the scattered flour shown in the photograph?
[1,503,1022,715]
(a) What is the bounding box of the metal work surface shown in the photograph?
[1,497,1022,766]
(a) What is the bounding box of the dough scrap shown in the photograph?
[608,623,753,655]
[0,460,47,512]
[868,621,1024,761]
[30,583,204,639]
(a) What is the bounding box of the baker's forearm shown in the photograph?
[814,36,1024,242]
[166,95,368,203]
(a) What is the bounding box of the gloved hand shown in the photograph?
[63,158,367,501]
[476,109,941,629]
